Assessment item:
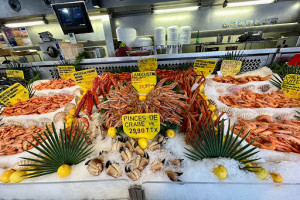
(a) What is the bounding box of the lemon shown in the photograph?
[10,171,26,183]
[206,100,209,105]
[166,129,175,138]
[255,168,268,180]
[108,127,117,137]
[212,113,218,122]
[66,122,72,128]
[270,173,283,183]
[0,169,15,183]
[80,95,84,99]
[138,138,148,149]
[203,95,209,101]
[66,115,74,120]
[245,162,253,168]
[57,164,71,178]
[213,165,227,179]
[69,109,76,116]
[66,118,74,125]
[139,95,147,101]
[199,84,205,93]
[208,105,216,112]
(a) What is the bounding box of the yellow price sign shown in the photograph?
[58,66,76,79]
[6,70,24,79]
[122,113,160,139]
[72,68,98,90]
[132,71,157,95]
[281,74,300,99]
[220,60,242,77]
[0,83,29,106]
[137,57,158,71]
[193,59,217,77]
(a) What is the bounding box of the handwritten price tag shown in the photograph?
[122,113,160,139]
[6,70,24,79]
[193,59,217,77]
[137,57,157,71]
[220,60,242,77]
[132,71,157,95]
[281,74,300,99]
[58,66,76,79]
[72,68,98,90]
[0,83,29,106]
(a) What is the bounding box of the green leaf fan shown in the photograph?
[184,119,260,170]
[20,123,94,178]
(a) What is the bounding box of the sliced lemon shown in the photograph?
[255,168,268,180]
[0,169,15,183]
[108,127,117,137]
[10,171,26,183]
[138,138,148,149]
[57,164,71,178]
[270,173,283,183]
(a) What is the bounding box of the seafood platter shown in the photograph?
[0,62,300,199]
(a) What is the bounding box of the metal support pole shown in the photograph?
[101,16,115,57]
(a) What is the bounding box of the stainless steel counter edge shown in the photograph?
[1,47,299,69]
[32,48,278,67]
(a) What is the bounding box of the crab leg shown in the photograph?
[75,92,88,117]
[86,91,94,117]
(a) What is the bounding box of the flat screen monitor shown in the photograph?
[52,2,93,34]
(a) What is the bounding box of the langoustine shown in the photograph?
[212,75,271,85]
[232,115,300,153]
[2,94,74,116]
[219,89,300,108]
[34,79,76,90]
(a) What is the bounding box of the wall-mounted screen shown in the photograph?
[52,2,93,34]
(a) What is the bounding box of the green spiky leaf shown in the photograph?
[184,118,260,170]
[20,122,94,178]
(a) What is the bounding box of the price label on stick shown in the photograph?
[220,60,242,77]
[58,66,76,79]
[193,59,217,77]
[72,68,98,90]
[122,113,160,139]
[137,57,158,71]
[131,71,157,95]
[0,83,29,106]
[281,74,300,99]
[6,70,24,79]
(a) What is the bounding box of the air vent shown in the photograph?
[8,0,21,12]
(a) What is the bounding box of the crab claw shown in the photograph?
[111,135,125,152]
[135,153,149,171]
[124,137,134,152]
[170,159,184,167]
[150,159,165,173]
[125,166,141,181]
[165,170,183,182]
[133,141,144,156]
[87,158,104,176]
[75,92,88,117]
[105,161,122,178]
[120,147,133,164]
[92,76,101,94]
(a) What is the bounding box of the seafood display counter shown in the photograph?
[0,48,300,200]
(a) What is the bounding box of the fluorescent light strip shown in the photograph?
[154,6,199,14]
[227,0,275,7]
[5,21,45,28]
[89,15,109,21]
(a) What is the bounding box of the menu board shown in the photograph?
[3,28,33,46]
